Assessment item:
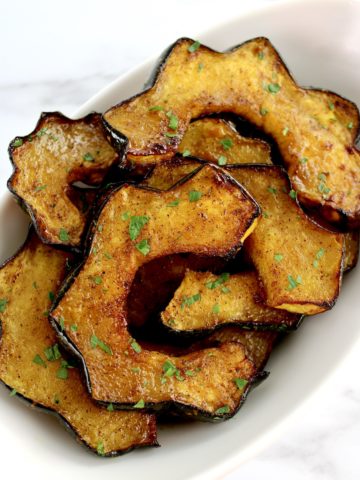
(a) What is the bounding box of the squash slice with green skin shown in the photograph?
[8,112,120,249]
[103,37,360,228]
[343,231,359,272]
[161,270,302,333]
[50,165,263,419]
[0,231,157,456]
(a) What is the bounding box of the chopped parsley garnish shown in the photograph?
[188,40,201,53]
[317,173,331,196]
[185,370,195,377]
[267,186,277,195]
[188,190,202,202]
[164,132,178,138]
[182,149,191,157]
[263,211,270,219]
[129,215,149,241]
[131,367,141,373]
[97,225,103,232]
[44,344,61,362]
[162,359,177,377]
[13,138,23,147]
[328,102,335,111]
[48,291,55,302]
[36,128,48,137]
[218,155,227,166]
[274,253,283,263]
[205,272,230,290]
[234,378,248,390]
[136,239,151,256]
[56,361,70,380]
[258,51,264,60]
[198,62,204,72]
[167,199,180,207]
[287,275,302,291]
[166,111,179,130]
[33,354,47,368]
[282,127,289,136]
[313,248,325,268]
[0,298,8,313]
[347,122,353,130]
[289,189,297,200]
[212,304,220,314]
[220,138,233,150]
[97,441,105,456]
[133,399,145,408]
[107,403,114,412]
[83,152,94,162]
[121,211,130,221]
[267,83,281,94]
[90,335,112,355]
[260,107,268,116]
[35,184,47,192]
[70,324,78,332]
[221,286,230,293]
[93,275,102,285]
[104,252,112,259]
[215,405,230,415]
[300,157,308,164]
[58,228,70,242]
[148,105,164,111]
[130,340,142,354]
[9,388,17,397]
[181,292,201,309]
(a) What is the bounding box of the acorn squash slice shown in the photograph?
[161,270,302,333]
[343,231,359,272]
[103,37,360,228]
[0,231,157,456]
[8,112,120,249]
[50,165,263,419]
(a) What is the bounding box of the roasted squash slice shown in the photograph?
[127,118,272,168]
[0,231,157,456]
[50,165,263,419]
[8,112,119,249]
[343,231,359,272]
[103,37,360,227]
[161,270,302,333]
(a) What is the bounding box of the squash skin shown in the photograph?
[343,231,359,272]
[8,112,122,251]
[103,37,360,228]
[0,230,157,456]
[50,165,265,420]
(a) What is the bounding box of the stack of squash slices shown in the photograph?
[1,36,359,457]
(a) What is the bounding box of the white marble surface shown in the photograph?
[0,1,359,479]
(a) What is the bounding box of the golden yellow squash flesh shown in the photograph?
[103,37,360,227]
[8,112,119,248]
[0,232,157,456]
[51,165,263,418]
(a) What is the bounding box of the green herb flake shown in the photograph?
[220,138,233,150]
[267,186,277,195]
[70,324,78,332]
[300,157,308,164]
[132,399,144,409]
[107,403,114,412]
[9,388,17,397]
[48,291,55,302]
[260,107,268,116]
[97,441,105,456]
[162,359,177,377]
[166,111,179,131]
[287,275,302,291]
[56,365,69,380]
[130,340,142,354]
[136,239,151,256]
[263,211,270,219]
[282,127,289,136]
[221,286,230,293]
[33,354,47,368]
[347,122,353,130]
[58,228,70,242]
[185,370,195,377]
[121,211,130,221]
[188,40,201,53]
[218,155,227,166]
[267,83,281,94]
[313,248,325,268]
[148,105,164,112]
[93,275,102,285]
[289,189,297,200]
[44,344,61,362]
[167,199,180,207]
[104,252,112,260]
[13,138,23,148]
[198,62,204,72]
[205,272,230,290]
[164,132,178,138]
[234,378,248,390]
[32,281,38,290]
[182,149,191,157]
[97,225,103,232]
[35,184,47,192]
[90,335,112,355]
[328,102,335,111]
[36,128,48,137]
[0,298,8,313]
[181,292,201,309]
[83,152,94,162]
[215,405,230,415]
[274,253,284,263]
[212,304,220,314]
[131,367,141,373]
[129,215,149,241]
[258,51,264,60]
[188,190,202,202]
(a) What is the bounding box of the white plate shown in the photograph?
[0,0,359,479]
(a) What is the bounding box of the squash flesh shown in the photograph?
[103,37,360,227]
[51,165,262,417]
[0,232,157,455]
